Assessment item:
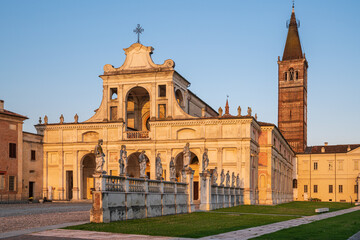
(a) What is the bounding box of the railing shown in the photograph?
[148,180,161,193]
[126,131,150,139]
[163,182,175,193]
[128,178,145,192]
[105,176,125,192]
[177,183,186,193]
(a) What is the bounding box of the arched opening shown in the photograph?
[289,68,294,81]
[293,179,298,189]
[126,87,150,131]
[175,89,184,109]
[127,152,150,178]
[174,151,200,202]
[81,153,96,200]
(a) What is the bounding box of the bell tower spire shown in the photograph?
[278,4,308,153]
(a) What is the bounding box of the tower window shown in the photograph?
[9,143,16,158]
[159,85,166,97]
[289,68,294,80]
[110,88,118,100]
[284,72,287,81]
[31,150,36,161]
[296,71,299,80]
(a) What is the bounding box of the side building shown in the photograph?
[35,42,294,205]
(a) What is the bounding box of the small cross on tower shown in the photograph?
[133,24,144,44]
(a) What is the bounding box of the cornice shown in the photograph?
[44,122,124,130]
[150,118,253,127]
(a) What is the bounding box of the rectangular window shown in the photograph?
[9,143,16,158]
[158,104,166,119]
[339,185,343,193]
[355,185,358,194]
[314,185,318,193]
[329,185,333,193]
[284,72,287,81]
[304,185,308,193]
[9,176,15,191]
[110,88,118,100]
[110,106,117,121]
[0,174,4,190]
[313,162,318,170]
[296,71,299,80]
[158,85,166,97]
[31,150,36,161]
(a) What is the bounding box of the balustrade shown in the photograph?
[126,131,150,139]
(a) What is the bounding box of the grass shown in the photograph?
[66,212,295,238]
[213,201,353,216]
[252,209,360,240]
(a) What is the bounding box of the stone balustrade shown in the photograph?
[125,131,150,139]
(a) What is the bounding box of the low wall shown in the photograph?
[90,175,189,223]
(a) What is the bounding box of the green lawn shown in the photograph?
[66,212,295,238]
[252,209,360,240]
[213,201,353,216]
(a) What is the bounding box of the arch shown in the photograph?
[177,128,196,140]
[81,153,96,199]
[125,86,150,131]
[174,151,200,201]
[175,89,184,108]
[127,152,150,178]
[289,68,295,81]
[259,174,266,188]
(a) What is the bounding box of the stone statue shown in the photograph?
[181,169,187,183]
[155,153,163,180]
[119,145,127,176]
[247,107,252,116]
[44,115,48,124]
[74,114,79,123]
[38,117,42,124]
[183,143,191,169]
[255,113,258,120]
[220,169,225,186]
[60,114,64,124]
[226,171,230,187]
[139,150,147,178]
[170,157,176,181]
[94,139,105,173]
[212,167,218,186]
[218,107,223,117]
[231,172,236,187]
[202,148,209,172]
[237,106,241,116]
[236,174,240,187]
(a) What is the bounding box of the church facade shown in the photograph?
[36,40,294,205]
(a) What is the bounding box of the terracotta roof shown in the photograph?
[0,109,28,120]
[282,7,303,61]
[304,144,360,154]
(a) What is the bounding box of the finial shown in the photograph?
[39,117,42,124]
[292,0,295,8]
[60,114,64,124]
[74,113,79,123]
[133,24,144,44]
[225,95,229,115]
[44,115,48,124]
[218,107,223,117]
[237,106,241,116]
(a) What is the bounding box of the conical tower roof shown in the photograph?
[282,6,303,60]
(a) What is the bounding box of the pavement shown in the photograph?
[1,203,359,240]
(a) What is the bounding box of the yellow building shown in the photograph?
[295,144,360,203]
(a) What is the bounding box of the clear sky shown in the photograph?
[0,0,359,146]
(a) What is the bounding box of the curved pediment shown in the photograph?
[104,43,175,74]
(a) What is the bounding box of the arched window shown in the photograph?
[296,71,299,80]
[284,72,288,81]
[126,87,150,131]
[289,68,294,81]
[175,89,184,109]
[293,179,298,188]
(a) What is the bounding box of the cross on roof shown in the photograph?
[133,24,144,44]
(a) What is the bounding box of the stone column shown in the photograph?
[184,168,195,213]
[199,171,211,211]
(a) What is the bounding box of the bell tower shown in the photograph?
[278,4,308,153]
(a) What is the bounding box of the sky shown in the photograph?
[0,0,359,146]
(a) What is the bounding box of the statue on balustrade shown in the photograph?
[139,150,147,178]
[181,170,187,183]
[231,172,236,187]
[155,153,163,180]
[202,148,209,173]
[220,169,225,186]
[170,157,176,181]
[119,145,127,176]
[94,139,106,174]
[183,143,191,169]
[212,167,218,186]
[236,173,240,188]
[226,171,230,187]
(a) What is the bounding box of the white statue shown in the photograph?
[170,157,176,181]
[202,148,209,172]
[183,143,191,169]
[247,107,252,116]
[155,153,163,180]
[119,145,127,176]
[139,150,147,178]
[212,167,218,186]
[236,174,240,188]
[94,139,105,173]
[231,172,236,187]
[181,169,187,183]
[226,171,230,187]
[220,169,225,186]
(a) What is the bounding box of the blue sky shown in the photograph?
[0,0,359,146]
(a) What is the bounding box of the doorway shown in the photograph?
[82,154,96,199]
[66,171,73,200]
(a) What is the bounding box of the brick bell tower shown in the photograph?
[278,4,308,153]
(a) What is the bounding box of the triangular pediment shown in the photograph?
[103,43,174,74]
